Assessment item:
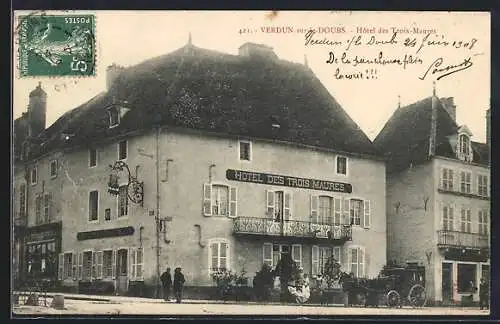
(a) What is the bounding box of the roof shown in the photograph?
[18,43,379,161]
[374,96,490,172]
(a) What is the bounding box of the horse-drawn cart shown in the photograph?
[343,263,427,308]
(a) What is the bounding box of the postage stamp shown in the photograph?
[18,14,96,77]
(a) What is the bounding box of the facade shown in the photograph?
[13,41,386,297]
[374,90,490,305]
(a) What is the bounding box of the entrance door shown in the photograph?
[116,249,128,295]
[442,263,453,302]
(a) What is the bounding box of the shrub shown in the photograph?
[211,268,249,301]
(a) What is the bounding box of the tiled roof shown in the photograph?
[374,96,489,172]
[18,44,379,161]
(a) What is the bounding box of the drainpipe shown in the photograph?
[155,127,161,299]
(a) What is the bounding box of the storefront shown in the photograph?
[23,222,62,282]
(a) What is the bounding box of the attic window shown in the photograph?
[108,107,120,128]
[459,134,470,156]
[239,141,252,161]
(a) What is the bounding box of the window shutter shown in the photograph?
[359,248,365,278]
[112,250,117,279]
[266,190,275,219]
[229,187,238,218]
[129,248,136,280]
[136,249,144,281]
[97,251,103,279]
[310,195,318,223]
[58,253,64,280]
[203,183,212,216]
[363,200,371,228]
[78,252,83,280]
[284,192,292,220]
[91,251,97,280]
[342,199,350,225]
[292,244,302,269]
[311,246,319,276]
[263,243,273,266]
[346,248,352,274]
[72,252,77,280]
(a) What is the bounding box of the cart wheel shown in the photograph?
[408,284,427,307]
[386,290,400,308]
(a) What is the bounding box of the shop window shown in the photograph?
[26,242,57,279]
[203,184,237,217]
[209,239,230,272]
[457,263,477,293]
[460,171,472,193]
[336,156,347,175]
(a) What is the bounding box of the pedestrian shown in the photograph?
[273,247,296,303]
[479,277,489,310]
[160,267,172,301]
[173,267,186,303]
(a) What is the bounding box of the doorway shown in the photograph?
[116,249,128,295]
[442,263,453,302]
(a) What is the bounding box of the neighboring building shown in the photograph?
[374,87,490,305]
[13,39,386,297]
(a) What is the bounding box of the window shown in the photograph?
[478,175,488,197]
[209,239,230,272]
[91,251,103,279]
[349,247,365,278]
[460,171,471,193]
[89,149,97,167]
[82,251,93,281]
[31,165,37,184]
[441,168,454,190]
[130,248,144,281]
[105,208,111,221]
[109,108,120,128]
[63,253,73,279]
[43,193,52,223]
[459,134,470,155]
[19,184,26,218]
[203,184,237,217]
[239,141,251,161]
[442,205,454,231]
[266,190,292,221]
[336,156,347,175]
[118,140,127,160]
[457,263,476,293]
[35,195,42,224]
[118,185,128,217]
[478,210,488,235]
[263,244,301,269]
[460,208,472,233]
[312,246,342,276]
[50,160,58,178]
[318,196,333,224]
[88,190,99,221]
[102,250,114,278]
[350,199,370,227]
[28,242,57,279]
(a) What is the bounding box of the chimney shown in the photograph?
[106,64,124,90]
[428,82,437,157]
[238,42,278,60]
[440,97,456,122]
[486,109,491,146]
[27,82,47,137]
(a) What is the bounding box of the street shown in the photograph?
[12,297,489,316]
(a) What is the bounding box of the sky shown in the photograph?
[13,11,490,141]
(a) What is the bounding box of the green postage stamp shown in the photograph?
[18,14,96,77]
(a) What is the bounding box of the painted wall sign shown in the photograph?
[77,226,135,241]
[226,169,352,193]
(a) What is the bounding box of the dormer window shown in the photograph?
[459,134,470,155]
[108,107,120,128]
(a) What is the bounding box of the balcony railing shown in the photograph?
[437,184,490,200]
[437,230,489,249]
[233,216,352,241]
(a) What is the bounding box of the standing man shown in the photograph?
[160,267,172,301]
[479,277,489,310]
[173,267,186,303]
[274,247,296,302]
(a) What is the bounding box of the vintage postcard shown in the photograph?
[12,10,491,316]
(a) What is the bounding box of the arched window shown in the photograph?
[459,134,470,155]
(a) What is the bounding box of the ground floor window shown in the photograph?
[103,250,114,278]
[457,263,477,293]
[25,241,57,279]
[82,251,93,281]
[348,246,365,278]
[312,246,342,276]
[209,239,230,272]
[262,243,302,270]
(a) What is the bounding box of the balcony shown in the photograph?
[233,216,352,242]
[437,230,489,249]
